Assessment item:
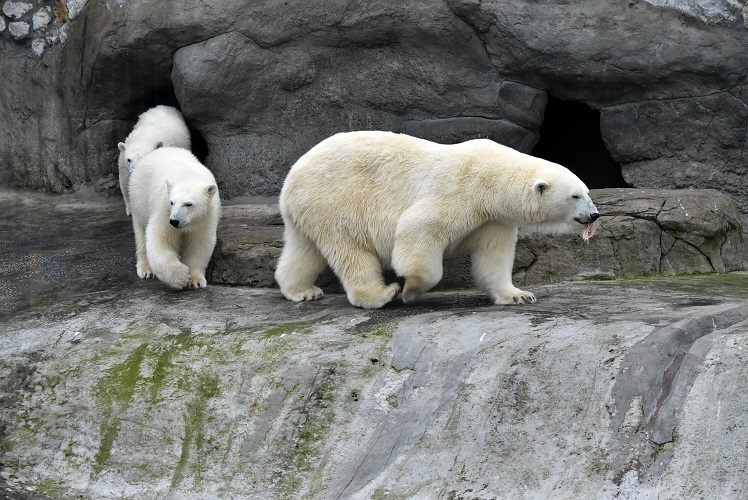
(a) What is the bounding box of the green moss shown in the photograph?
[36,479,67,496]
[171,371,221,488]
[93,343,149,474]
[260,321,314,339]
[361,322,397,339]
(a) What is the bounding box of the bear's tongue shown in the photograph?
[583,223,596,242]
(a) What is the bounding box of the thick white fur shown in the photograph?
[118,105,191,215]
[276,131,598,309]
[129,147,220,290]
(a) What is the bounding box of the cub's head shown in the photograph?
[166,180,218,229]
[118,139,165,172]
[527,163,599,234]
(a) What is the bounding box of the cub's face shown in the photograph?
[167,182,218,229]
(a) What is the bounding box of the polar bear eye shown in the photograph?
[572,195,580,199]
[185,203,193,207]
[170,201,173,205]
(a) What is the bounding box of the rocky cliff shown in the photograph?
[1,0,747,213]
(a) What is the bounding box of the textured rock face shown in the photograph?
[209,188,744,290]
[1,0,747,212]
[3,187,748,499]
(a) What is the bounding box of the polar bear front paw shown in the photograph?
[348,282,401,309]
[186,271,208,289]
[137,261,154,279]
[283,286,324,302]
[159,264,191,290]
[493,289,536,305]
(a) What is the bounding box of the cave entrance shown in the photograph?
[532,95,627,189]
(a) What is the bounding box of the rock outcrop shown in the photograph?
[209,188,745,290]
[1,0,747,215]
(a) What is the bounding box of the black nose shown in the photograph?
[589,212,599,222]
[170,219,179,227]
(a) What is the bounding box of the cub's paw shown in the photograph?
[161,264,191,290]
[493,288,536,305]
[137,261,154,279]
[186,271,208,290]
[283,286,324,302]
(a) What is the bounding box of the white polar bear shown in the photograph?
[128,147,220,290]
[275,131,599,309]
[118,105,191,216]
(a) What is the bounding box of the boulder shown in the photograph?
[1,0,747,219]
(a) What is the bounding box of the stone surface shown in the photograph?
[208,188,744,290]
[1,0,747,221]
[2,1,32,20]
[31,8,51,31]
[8,20,28,40]
[3,187,748,499]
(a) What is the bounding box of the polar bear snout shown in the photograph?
[170,219,181,228]
[576,211,599,224]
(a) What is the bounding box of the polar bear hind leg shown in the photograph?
[315,233,400,309]
[275,220,326,302]
[465,223,536,305]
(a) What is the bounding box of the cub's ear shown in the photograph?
[533,179,549,194]
[117,142,126,152]
[155,140,164,149]
[206,184,217,197]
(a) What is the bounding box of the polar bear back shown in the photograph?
[125,105,191,151]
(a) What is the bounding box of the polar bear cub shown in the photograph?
[276,131,599,309]
[128,147,220,290]
[118,105,191,215]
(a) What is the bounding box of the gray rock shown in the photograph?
[2,1,32,20]
[30,37,44,56]
[2,0,748,223]
[7,21,28,40]
[3,188,748,499]
[0,16,6,33]
[32,7,51,31]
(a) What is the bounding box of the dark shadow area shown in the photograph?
[533,95,628,189]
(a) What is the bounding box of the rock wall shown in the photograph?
[1,0,747,212]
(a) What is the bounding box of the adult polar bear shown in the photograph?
[129,147,220,290]
[118,105,191,215]
[276,131,599,309]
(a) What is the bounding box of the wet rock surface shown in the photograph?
[3,188,748,499]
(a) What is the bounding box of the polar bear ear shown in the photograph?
[165,179,172,193]
[206,184,217,197]
[117,142,126,152]
[533,179,549,195]
[155,140,164,149]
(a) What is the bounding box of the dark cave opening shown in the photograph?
[126,85,209,164]
[532,95,627,189]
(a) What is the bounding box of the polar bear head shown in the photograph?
[118,139,165,172]
[525,162,599,234]
[166,180,218,230]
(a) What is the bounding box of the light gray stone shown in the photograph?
[0,16,6,32]
[32,7,51,31]
[8,20,29,40]
[30,37,44,55]
[2,1,32,20]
